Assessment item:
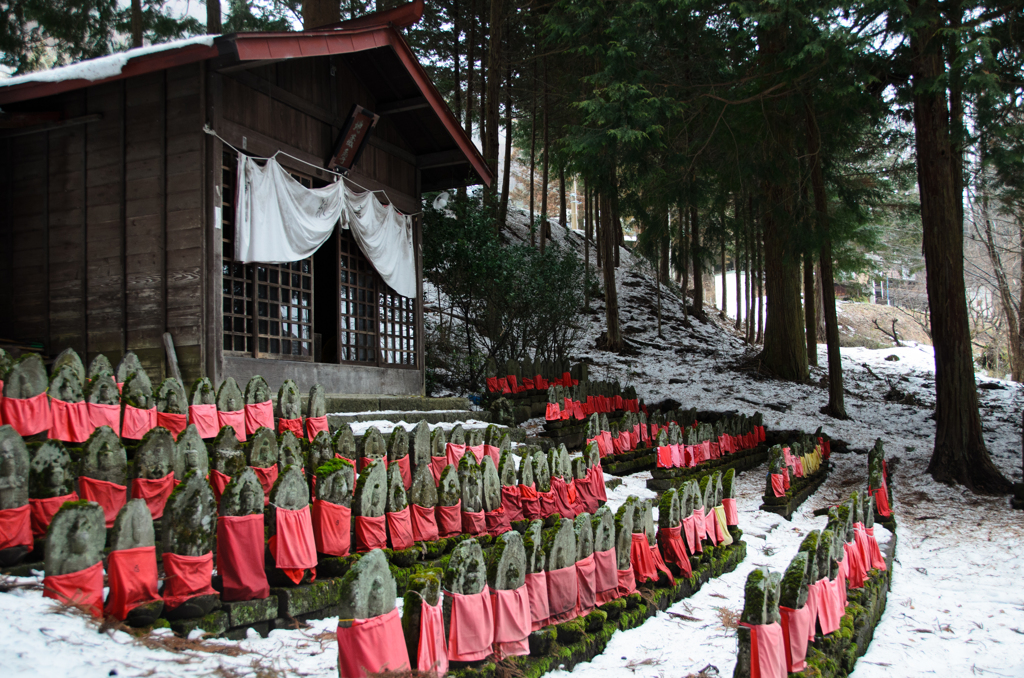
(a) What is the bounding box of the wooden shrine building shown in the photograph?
[0,3,490,395]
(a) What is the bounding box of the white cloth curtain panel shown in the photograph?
[234,154,418,299]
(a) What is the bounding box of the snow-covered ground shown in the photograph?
[2,209,1021,677]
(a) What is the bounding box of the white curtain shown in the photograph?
[234,154,418,299]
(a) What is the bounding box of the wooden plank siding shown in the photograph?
[0,65,204,383]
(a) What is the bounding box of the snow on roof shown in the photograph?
[0,35,218,89]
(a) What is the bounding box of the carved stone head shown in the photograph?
[437,465,460,507]
[212,428,247,476]
[110,498,156,550]
[277,380,301,419]
[189,377,215,406]
[219,467,264,516]
[134,427,174,480]
[156,378,187,414]
[409,464,437,508]
[244,375,271,404]
[385,463,408,513]
[269,465,308,511]
[354,459,386,518]
[85,371,119,405]
[4,353,47,399]
[458,453,483,513]
[87,353,113,379]
[122,369,154,410]
[48,366,84,403]
[81,426,127,485]
[488,530,526,590]
[216,377,243,413]
[337,549,396,620]
[315,458,355,507]
[247,428,279,468]
[307,383,326,418]
[333,425,357,461]
[29,439,74,499]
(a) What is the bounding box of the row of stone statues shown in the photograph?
[735,488,888,678]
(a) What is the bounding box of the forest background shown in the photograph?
[2,0,1022,495]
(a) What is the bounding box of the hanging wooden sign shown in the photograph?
[327,105,379,172]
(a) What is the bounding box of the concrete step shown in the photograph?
[326,409,489,427]
[323,395,474,413]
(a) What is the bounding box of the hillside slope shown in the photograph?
[501,206,1024,678]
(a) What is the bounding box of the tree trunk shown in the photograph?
[584,182,591,307]
[611,191,622,268]
[132,0,143,46]
[910,0,1008,492]
[745,201,753,343]
[815,261,826,339]
[559,165,567,227]
[485,0,503,204]
[690,203,703,318]
[721,224,728,319]
[660,226,670,284]
[601,192,623,350]
[596,186,602,269]
[735,197,742,330]
[805,250,817,366]
[756,218,764,344]
[452,0,461,128]
[465,0,476,139]
[680,204,689,319]
[206,0,221,34]
[540,58,550,253]
[760,182,807,381]
[529,56,536,246]
[498,62,512,226]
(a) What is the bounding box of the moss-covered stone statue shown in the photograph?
[307,383,326,419]
[592,506,615,554]
[44,501,105,588]
[438,465,460,507]
[337,548,396,621]
[354,459,386,519]
[388,425,409,467]
[0,426,30,565]
[448,423,465,446]
[614,497,637,570]
[109,499,164,625]
[162,469,218,619]
[442,538,487,633]
[409,421,431,477]
[458,452,483,514]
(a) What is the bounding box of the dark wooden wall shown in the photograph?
[0,64,205,382]
[0,53,423,391]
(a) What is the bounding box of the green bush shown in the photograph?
[423,194,587,392]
